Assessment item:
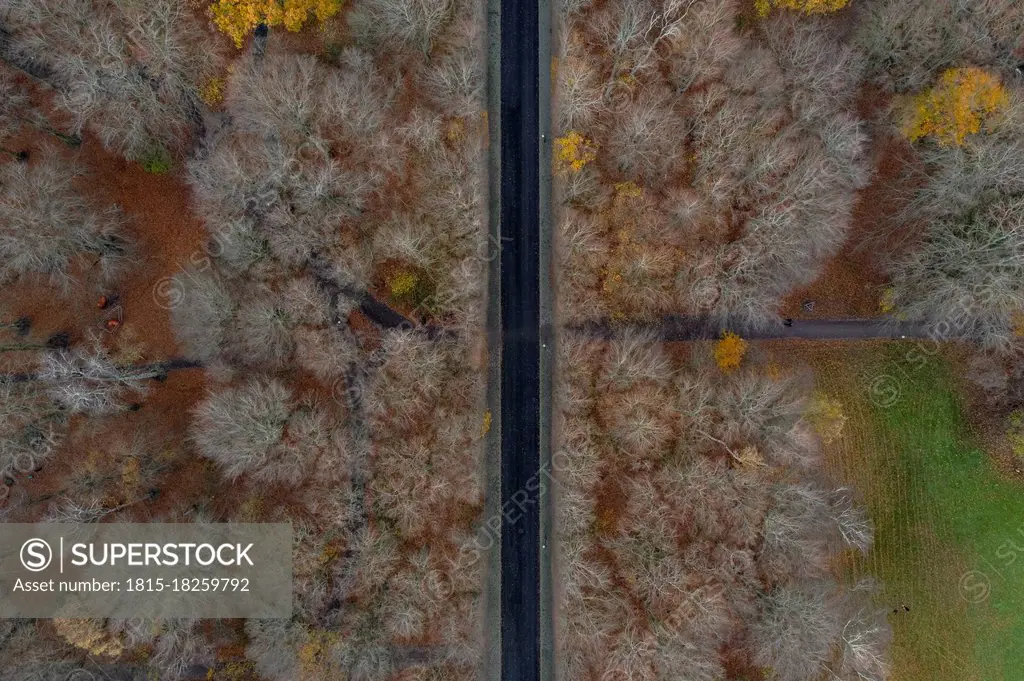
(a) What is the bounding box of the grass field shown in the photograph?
[794,342,1024,681]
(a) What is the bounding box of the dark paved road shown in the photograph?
[569,317,929,341]
[499,0,540,676]
[748,318,927,340]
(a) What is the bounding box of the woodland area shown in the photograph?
[555,336,884,681]
[0,0,489,679]
[555,0,1024,336]
[554,0,1024,680]
[1,0,1024,679]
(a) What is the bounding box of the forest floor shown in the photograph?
[0,68,211,366]
[0,59,216,517]
[779,128,922,320]
[764,341,1024,681]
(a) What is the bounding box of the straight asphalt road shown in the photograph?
[500,0,541,680]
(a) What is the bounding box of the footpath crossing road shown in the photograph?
[568,317,929,341]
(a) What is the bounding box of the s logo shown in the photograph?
[20,538,52,572]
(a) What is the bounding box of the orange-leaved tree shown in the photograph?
[211,0,342,48]
[903,67,1008,146]
[755,0,849,16]
[714,331,747,373]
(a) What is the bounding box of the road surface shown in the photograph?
[499,0,541,678]
[569,317,929,341]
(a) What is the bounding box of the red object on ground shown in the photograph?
[105,318,120,331]
[97,295,108,309]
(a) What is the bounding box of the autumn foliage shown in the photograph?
[53,619,124,658]
[714,331,747,373]
[806,392,847,443]
[556,337,885,681]
[903,67,1008,146]
[756,0,850,16]
[211,0,342,47]
[556,6,869,327]
[554,130,597,173]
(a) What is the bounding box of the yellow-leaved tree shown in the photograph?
[903,67,1008,146]
[554,130,597,174]
[806,392,847,443]
[755,0,849,16]
[714,331,747,373]
[211,0,342,48]
[53,619,124,658]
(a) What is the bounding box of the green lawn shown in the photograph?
[804,344,1024,681]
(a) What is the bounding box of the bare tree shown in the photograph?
[759,483,832,584]
[604,89,687,183]
[556,28,605,133]
[44,497,113,524]
[245,619,306,681]
[0,380,63,478]
[188,51,394,274]
[667,0,743,93]
[750,583,841,681]
[428,51,485,118]
[348,0,456,54]
[829,489,874,554]
[837,605,892,681]
[0,65,80,149]
[854,0,1024,92]
[592,0,702,96]
[889,195,1024,352]
[38,341,157,415]
[0,154,130,291]
[559,0,594,17]
[713,372,813,470]
[0,620,85,680]
[191,377,293,483]
[0,0,223,161]
[191,377,342,485]
[141,619,214,681]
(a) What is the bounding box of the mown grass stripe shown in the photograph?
[801,344,1023,681]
